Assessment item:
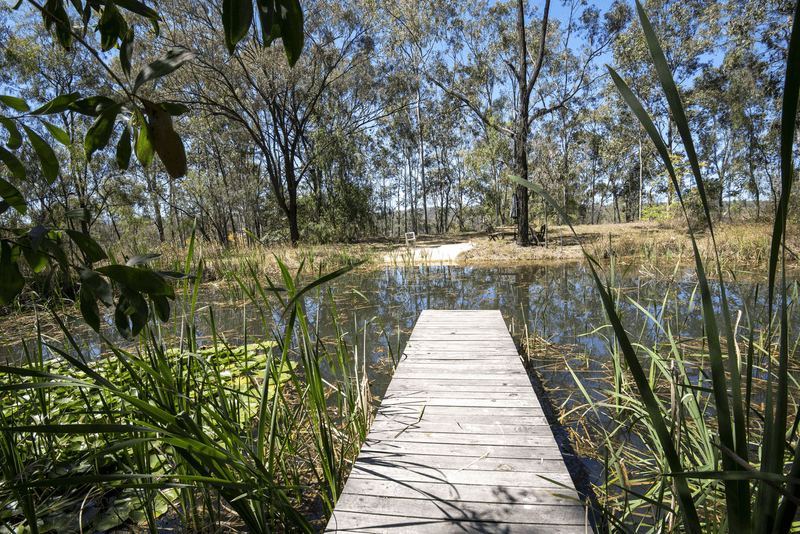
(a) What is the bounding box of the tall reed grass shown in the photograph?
[514,2,800,532]
[0,249,390,533]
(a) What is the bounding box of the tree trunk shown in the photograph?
[416,88,429,234]
[514,0,531,246]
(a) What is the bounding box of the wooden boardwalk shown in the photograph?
[324,310,588,533]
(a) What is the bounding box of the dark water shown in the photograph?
[3,262,796,490]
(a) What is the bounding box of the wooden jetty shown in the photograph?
[324,310,589,533]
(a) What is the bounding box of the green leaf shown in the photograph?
[159,102,189,116]
[114,297,132,340]
[29,224,51,253]
[21,241,47,274]
[80,284,101,332]
[256,0,275,46]
[43,0,73,50]
[78,267,114,307]
[152,294,170,322]
[133,48,197,94]
[141,99,187,178]
[114,0,161,25]
[0,116,23,149]
[126,253,161,266]
[120,27,134,79]
[154,270,195,280]
[0,177,26,215]
[116,124,132,170]
[42,120,70,145]
[65,229,108,263]
[84,102,122,160]
[0,95,30,112]
[122,287,148,336]
[134,109,154,167]
[275,0,304,66]
[65,208,90,222]
[22,125,59,184]
[223,0,253,55]
[70,96,115,117]
[0,145,26,181]
[98,3,122,52]
[41,238,68,272]
[97,265,172,296]
[0,241,24,305]
[31,92,81,115]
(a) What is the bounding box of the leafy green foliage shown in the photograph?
[0,0,304,338]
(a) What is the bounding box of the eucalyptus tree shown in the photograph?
[433,0,628,244]
[379,0,452,234]
[163,0,382,245]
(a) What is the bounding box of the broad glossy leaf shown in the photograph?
[41,238,68,271]
[120,27,134,79]
[126,253,161,266]
[141,99,186,178]
[256,0,275,46]
[223,0,253,54]
[22,125,59,184]
[99,3,121,52]
[275,0,304,66]
[0,117,23,149]
[31,92,81,115]
[0,177,26,215]
[0,145,26,181]
[42,120,70,146]
[70,96,115,117]
[134,109,154,167]
[152,294,170,322]
[65,229,108,263]
[80,285,101,332]
[85,102,122,160]
[0,95,30,112]
[0,241,24,305]
[114,300,132,340]
[122,288,149,336]
[21,239,48,274]
[133,48,197,94]
[44,0,73,49]
[97,265,171,296]
[65,208,90,222]
[78,267,114,307]
[116,124,132,170]
[114,0,161,24]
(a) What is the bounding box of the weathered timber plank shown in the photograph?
[377,398,541,408]
[359,442,564,460]
[348,464,575,488]
[332,494,586,524]
[364,431,558,448]
[352,453,570,474]
[368,420,550,434]
[324,310,584,534]
[338,478,580,504]
[325,513,587,534]
[377,406,543,417]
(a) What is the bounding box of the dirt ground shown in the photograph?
[368,219,797,277]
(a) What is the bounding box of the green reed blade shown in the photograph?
[511,177,702,534]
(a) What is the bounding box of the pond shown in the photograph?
[2,261,796,491]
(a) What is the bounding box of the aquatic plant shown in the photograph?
[0,257,386,533]
[514,1,800,531]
